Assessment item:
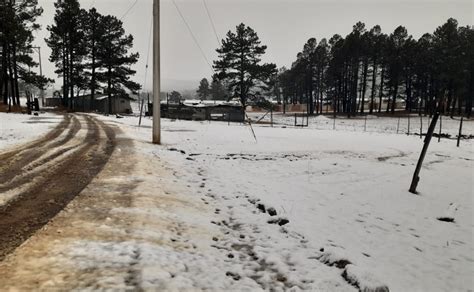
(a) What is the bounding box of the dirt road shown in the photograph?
[0,114,116,260]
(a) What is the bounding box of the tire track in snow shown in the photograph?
[0,114,116,261]
[0,116,84,195]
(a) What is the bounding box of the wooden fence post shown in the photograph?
[457,116,464,147]
[409,111,440,194]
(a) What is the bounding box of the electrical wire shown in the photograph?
[143,16,153,91]
[120,0,139,20]
[202,0,220,46]
[138,16,153,126]
[171,0,214,72]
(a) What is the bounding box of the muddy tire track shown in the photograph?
[0,115,82,190]
[0,114,72,162]
[0,114,116,260]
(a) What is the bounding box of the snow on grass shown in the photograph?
[1,110,463,291]
[0,112,62,151]
[99,114,473,292]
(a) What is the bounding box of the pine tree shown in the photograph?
[432,18,461,116]
[457,26,474,117]
[95,15,140,114]
[210,80,228,100]
[169,90,182,104]
[83,8,105,105]
[197,78,210,100]
[46,0,86,107]
[385,26,410,113]
[213,23,277,108]
[1,0,45,107]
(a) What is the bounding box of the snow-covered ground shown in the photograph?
[97,115,473,291]
[0,111,472,291]
[0,112,62,150]
[247,111,471,139]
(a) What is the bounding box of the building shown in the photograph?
[160,101,244,122]
[45,93,134,114]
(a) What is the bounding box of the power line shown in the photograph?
[171,0,214,72]
[202,0,220,46]
[120,0,139,20]
[143,17,153,91]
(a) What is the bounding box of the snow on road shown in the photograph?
[111,115,472,291]
[0,112,62,150]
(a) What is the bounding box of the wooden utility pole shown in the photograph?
[409,110,440,194]
[152,0,161,144]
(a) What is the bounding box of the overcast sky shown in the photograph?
[33,0,473,92]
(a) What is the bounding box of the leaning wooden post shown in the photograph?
[409,111,440,194]
[139,96,145,126]
[457,116,464,147]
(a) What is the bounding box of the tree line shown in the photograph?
[196,78,228,101]
[0,0,140,113]
[0,0,49,108]
[46,0,140,113]
[278,18,473,117]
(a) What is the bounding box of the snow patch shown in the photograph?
[342,264,389,292]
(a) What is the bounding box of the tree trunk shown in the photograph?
[360,58,369,113]
[370,60,377,114]
[391,77,398,114]
[11,42,20,105]
[378,66,384,113]
[351,63,359,116]
[1,43,8,104]
[69,43,74,110]
[90,28,96,110]
[6,45,16,106]
[62,36,69,106]
[107,66,112,114]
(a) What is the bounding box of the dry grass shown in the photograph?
[0,103,25,113]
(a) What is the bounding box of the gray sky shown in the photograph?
[34,0,473,92]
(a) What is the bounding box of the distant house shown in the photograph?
[45,93,134,114]
[160,100,244,122]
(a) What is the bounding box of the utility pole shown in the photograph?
[152,0,161,144]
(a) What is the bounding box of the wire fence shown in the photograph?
[247,111,473,144]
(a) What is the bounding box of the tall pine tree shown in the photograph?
[95,15,140,114]
[213,23,277,108]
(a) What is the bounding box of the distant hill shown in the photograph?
[162,78,199,92]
